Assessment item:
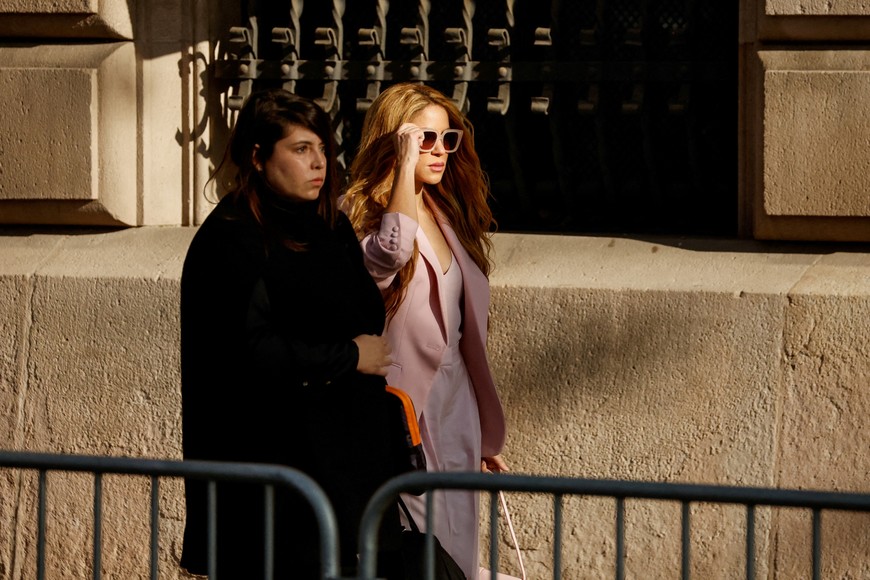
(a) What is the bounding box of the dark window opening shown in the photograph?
[218,1,738,237]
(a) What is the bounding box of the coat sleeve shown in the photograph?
[360,212,418,291]
[245,277,359,386]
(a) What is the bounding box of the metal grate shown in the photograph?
[214,0,736,236]
[3,451,868,579]
[356,471,870,580]
[0,450,340,580]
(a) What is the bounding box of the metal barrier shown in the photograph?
[4,452,868,579]
[356,471,870,580]
[0,450,341,580]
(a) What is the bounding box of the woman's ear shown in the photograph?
[251,144,262,172]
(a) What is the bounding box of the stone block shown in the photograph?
[765,0,870,15]
[776,252,870,577]
[0,227,192,578]
[753,51,870,240]
[0,234,60,579]
[0,43,137,225]
[761,52,870,217]
[0,0,132,39]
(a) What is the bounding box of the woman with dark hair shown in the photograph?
[343,83,508,579]
[179,89,403,578]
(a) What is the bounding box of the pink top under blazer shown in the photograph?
[361,211,506,457]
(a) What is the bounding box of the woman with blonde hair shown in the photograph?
[343,82,508,578]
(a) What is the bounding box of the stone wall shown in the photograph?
[1,228,867,578]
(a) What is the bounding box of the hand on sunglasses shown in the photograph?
[393,123,424,166]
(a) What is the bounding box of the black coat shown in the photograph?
[179,191,404,578]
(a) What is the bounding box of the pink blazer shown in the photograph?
[361,212,506,457]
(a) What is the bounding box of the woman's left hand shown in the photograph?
[481,454,509,474]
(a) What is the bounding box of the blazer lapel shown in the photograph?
[415,228,449,343]
[440,222,489,341]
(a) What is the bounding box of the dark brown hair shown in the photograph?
[213,89,339,233]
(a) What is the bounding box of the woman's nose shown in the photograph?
[313,150,326,168]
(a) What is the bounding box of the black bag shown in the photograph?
[397,497,466,580]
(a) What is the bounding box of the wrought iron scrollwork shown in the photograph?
[225,20,258,111]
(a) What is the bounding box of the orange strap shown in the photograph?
[385,385,422,446]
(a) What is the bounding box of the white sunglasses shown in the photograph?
[419,128,463,153]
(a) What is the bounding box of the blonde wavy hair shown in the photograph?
[343,83,495,319]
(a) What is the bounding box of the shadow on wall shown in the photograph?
[489,286,720,416]
[487,284,780,481]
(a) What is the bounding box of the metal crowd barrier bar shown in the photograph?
[356,471,870,580]
[0,450,341,580]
